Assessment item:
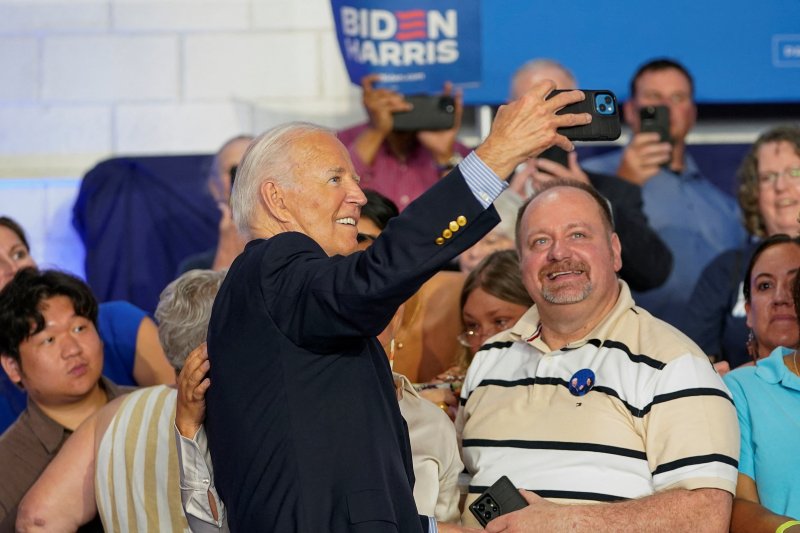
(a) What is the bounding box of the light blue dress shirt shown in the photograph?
[583,149,746,328]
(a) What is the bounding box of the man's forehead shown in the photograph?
[524,187,604,229]
[636,68,691,92]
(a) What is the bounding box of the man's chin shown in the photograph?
[541,283,592,305]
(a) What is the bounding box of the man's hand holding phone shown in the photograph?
[361,74,412,136]
[509,150,590,200]
[616,131,672,186]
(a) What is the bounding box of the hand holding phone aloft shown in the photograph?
[546,90,621,142]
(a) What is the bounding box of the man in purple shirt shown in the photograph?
[338,75,470,211]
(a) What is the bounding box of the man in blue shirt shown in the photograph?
[583,59,746,328]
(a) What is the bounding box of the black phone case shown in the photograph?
[548,89,621,141]
[392,95,456,132]
[640,105,670,142]
[469,475,529,527]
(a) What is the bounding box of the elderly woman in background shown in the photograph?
[724,237,800,533]
[685,126,800,371]
[0,216,174,433]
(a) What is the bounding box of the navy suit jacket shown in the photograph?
[206,166,500,532]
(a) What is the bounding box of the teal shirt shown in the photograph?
[723,346,800,518]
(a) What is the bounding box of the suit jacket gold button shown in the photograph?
[449,221,459,232]
[442,229,453,239]
[456,216,467,226]
[435,237,445,245]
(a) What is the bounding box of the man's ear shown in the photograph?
[1,355,23,388]
[611,232,623,273]
[259,181,292,223]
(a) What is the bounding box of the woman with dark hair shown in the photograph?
[0,216,174,432]
[724,235,800,532]
[686,125,800,371]
[741,234,800,364]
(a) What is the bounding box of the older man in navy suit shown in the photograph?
[205,81,591,532]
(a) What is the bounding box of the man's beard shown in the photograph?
[542,281,592,304]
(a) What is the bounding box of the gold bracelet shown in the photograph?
[776,520,800,533]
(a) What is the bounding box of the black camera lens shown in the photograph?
[477,503,485,511]
[604,95,612,104]
[484,511,492,519]
[599,104,607,112]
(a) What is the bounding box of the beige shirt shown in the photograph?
[395,373,463,523]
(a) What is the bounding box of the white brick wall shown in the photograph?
[0,37,38,101]
[0,2,109,34]
[0,105,112,154]
[112,2,249,32]
[0,0,362,267]
[43,35,180,102]
[0,0,360,170]
[183,32,322,100]
[252,0,333,31]
[115,102,254,153]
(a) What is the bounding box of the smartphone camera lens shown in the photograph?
[594,93,615,115]
[483,511,492,520]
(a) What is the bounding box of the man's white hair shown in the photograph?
[231,121,334,237]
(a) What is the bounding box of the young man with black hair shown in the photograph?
[0,268,130,530]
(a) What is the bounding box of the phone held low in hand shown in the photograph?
[392,94,456,132]
[547,89,621,142]
[469,475,529,527]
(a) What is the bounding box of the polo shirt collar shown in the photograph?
[756,346,800,392]
[509,280,634,352]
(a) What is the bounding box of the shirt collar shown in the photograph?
[755,346,800,391]
[25,376,126,454]
[509,280,635,352]
[672,151,703,181]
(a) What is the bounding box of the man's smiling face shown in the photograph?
[281,132,368,257]
[518,186,621,311]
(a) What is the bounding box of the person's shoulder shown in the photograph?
[98,300,147,321]
[622,304,709,364]
[722,364,757,388]
[0,411,34,452]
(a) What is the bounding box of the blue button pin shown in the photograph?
[568,368,595,396]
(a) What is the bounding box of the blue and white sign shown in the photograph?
[331,0,481,94]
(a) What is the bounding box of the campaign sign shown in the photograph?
[331,0,481,94]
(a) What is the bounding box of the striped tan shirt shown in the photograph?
[95,385,189,532]
[456,282,739,527]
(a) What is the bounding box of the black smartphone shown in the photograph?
[392,95,456,132]
[640,105,670,142]
[469,475,529,527]
[538,146,569,167]
[546,89,621,141]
